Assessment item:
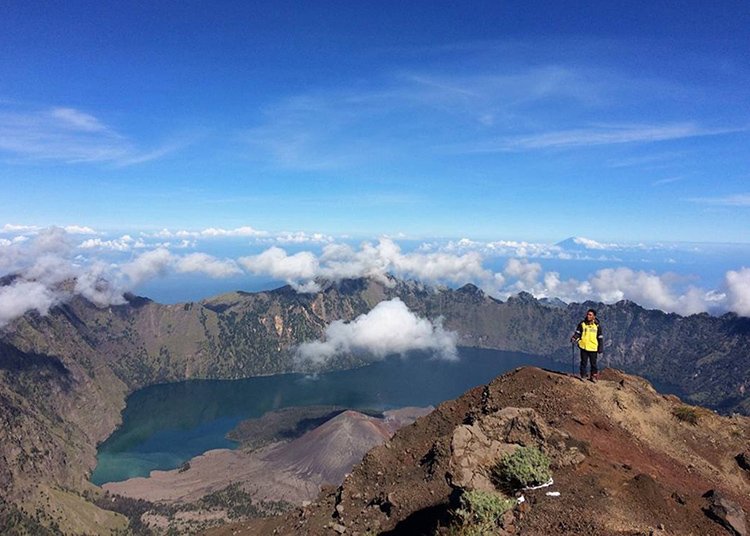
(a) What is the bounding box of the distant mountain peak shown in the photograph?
[508,290,538,303]
[456,283,484,296]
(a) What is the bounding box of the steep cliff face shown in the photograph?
[0,277,748,533]
[210,367,750,536]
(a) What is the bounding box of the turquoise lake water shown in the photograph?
[90,349,570,485]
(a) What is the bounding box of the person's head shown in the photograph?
[586,309,596,322]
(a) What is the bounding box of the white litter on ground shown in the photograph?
[521,478,554,491]
[546,491,561,497]
[516,495,525,505]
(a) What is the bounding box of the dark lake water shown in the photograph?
[90,349,571,485]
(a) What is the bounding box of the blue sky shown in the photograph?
[1,0,748,242]
[1,2,750,318]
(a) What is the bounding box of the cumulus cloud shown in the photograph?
[427,236,667,262]
[239,238,496,292]
[725,267,750,316]
[144,226,341,245]
[2,223,40,234]
[148,226,269,239]
[296,298,457,364]
[199,226,268,238]
[276,231,334,244]
[63,225,100,235]
[572,237,610,250]
[3,227,750,329]
[0,232,253,326]
[239,247,320,291]
[175,253,243,278]
[74,262,127,306]
[233,239,750,316]
[0,281,59,326]
[504,258,543,286]
[79,235,146,251]
[437,237,564,259]
[500,264,725,316]
[2,222,99,237]
[120,249,173,287]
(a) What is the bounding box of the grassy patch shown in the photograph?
[450,489,515,535]
[491,446,551,491]
[673,406,700,425]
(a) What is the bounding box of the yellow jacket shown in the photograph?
[574,319,602,352]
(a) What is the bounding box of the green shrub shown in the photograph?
[673,406,700,425]
[452,489,515,535]
[492,446,551,491]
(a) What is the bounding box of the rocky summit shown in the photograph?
[207,367,750,536]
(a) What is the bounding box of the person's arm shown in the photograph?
[571,321,582,343]
[597,322,604,353]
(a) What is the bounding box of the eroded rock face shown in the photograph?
[737,451,750,472]
[448,407,550,492]
[703,490,747,536]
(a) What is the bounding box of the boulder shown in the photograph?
[703,490,747,536]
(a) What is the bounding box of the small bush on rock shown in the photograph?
[492,446,551,491]
[451,489,515,535]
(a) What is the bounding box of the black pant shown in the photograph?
[580,349,598,377]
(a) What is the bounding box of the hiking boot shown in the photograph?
[589,374,598,383]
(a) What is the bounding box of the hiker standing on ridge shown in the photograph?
[571,309,603,382]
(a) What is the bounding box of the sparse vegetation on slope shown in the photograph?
[451,489,515,536]
[492,446,551,491]
[673,405,701,425]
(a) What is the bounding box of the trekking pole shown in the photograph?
[571,342,575,375]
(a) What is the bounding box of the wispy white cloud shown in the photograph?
[49,107,109,132]
[652,176,686,186]
[688,193,750,207]
[239,51,745,170]
[239,65,615,170]
[296,298,457,364]
[0,106,186,166]
[606,151,685,168]
[453,123,743,153]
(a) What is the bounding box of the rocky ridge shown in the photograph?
[208,367,750,536]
